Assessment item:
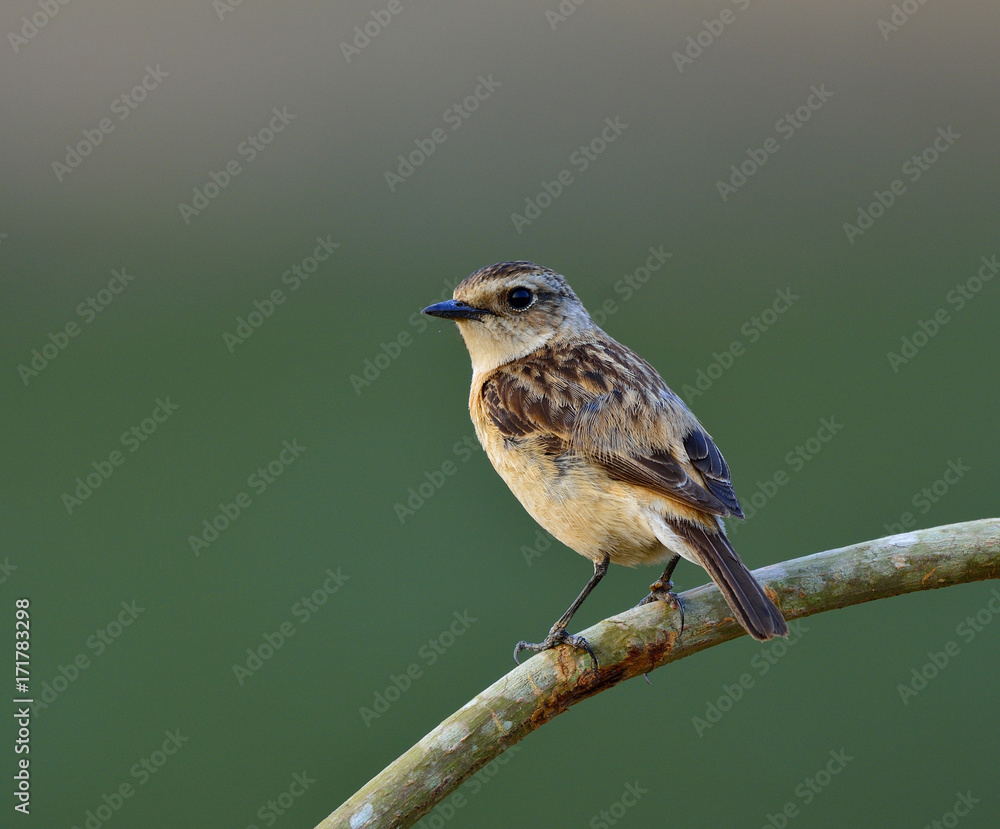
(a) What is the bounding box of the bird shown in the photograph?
[422,261,788,665]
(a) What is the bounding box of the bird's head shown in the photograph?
[422,261,595,374]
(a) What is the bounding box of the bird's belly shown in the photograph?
[486,437,666,567]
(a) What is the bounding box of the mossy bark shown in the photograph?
[318,518,1000,829]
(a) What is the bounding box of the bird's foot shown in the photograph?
[514,625,598,669]
[637,577,686,634]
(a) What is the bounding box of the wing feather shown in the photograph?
[479,340,743,518]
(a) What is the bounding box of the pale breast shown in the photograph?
[470,389,665,566]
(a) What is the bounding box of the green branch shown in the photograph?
[317,518,1000,829]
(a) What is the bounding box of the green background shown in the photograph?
[2,1,998,827]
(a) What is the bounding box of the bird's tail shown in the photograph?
[673,520,788,641]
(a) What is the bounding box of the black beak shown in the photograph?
[422,299,489,321]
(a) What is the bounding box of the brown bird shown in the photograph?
[423,261,788,664]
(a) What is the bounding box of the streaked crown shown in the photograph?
[444,261,596,374]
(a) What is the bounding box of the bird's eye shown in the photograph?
[507,288,534,310]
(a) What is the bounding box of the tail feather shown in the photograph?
[672,521,788,641]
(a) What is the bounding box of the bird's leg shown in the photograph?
[637,554,685,632]
[514,553,609,668]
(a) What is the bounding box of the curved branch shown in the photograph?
[318,518,1000,829]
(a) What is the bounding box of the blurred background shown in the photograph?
[2,1,998,826]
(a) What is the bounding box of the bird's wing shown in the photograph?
[479,341,743,518]
[678,428,743,517]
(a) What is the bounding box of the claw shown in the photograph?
[513,626,599,669]
[512,554,608,670]
[636,581,686,636]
